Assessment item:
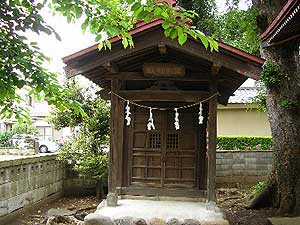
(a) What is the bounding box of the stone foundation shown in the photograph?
[85,199,229,225]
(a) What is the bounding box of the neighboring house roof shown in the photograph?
[259,0,300,46]
[229,87,258,104]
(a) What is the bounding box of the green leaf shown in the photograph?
[95,33,102,42]
[131,2,141,11]
[162,21,170,30]
[105,40,112,50]
[164,27,172,37]
[81,18,90,33]
[198,32,209,49]
[98,42,104,50]
[170,28,177,40]
[178,33,187,46]
[154,7,163,17]
[122,38,129,48]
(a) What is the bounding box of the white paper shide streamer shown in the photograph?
[147,108,155,130]
[174,108,180,130]
[125,100,131,126]
[198,103,204,124]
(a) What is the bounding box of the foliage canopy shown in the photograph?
[212,7,260,56]
[1,0,219,121]
[0,0,84,121]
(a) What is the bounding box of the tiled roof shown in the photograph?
[228,87,258,104]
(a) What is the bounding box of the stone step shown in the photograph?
[84,214,229,225]
[267,217,300,225]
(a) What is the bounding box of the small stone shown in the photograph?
[84,213,114,225]
[133,218,147,225]
[167,218,181,225]
[46,215,77,225]
[74,212,88,221]
[114,216,134,225]
[182,219,200,225]
[149,218,167,225]
[107,192,118,207]
[201,219,229,225]
[47,208,75,217]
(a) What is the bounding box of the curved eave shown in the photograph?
[259,0,300,46]
[63,20,263,69]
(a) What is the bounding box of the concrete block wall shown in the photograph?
[0,154,64,217]
[216,150,273,184]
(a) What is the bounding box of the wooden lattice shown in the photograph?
[149,133,161,149]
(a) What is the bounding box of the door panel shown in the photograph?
[130,107,198,189]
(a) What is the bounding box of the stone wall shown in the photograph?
[216,150,273,184]
[0,154,64,218]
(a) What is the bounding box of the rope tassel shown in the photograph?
[198,103,204,124]
[125,100,131,126]
[174,108,180,130]
[147,108,155,130]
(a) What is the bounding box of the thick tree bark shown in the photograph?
[249,0,300,215]
[263,43,300,214]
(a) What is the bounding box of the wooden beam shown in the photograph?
[207,64,218,202]
[118,90,210,102]
[102,71,226,82]
[158,43,167,54]
[109,79,124,192]
[103,62,119,73]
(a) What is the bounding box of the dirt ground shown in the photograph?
[7,196,100,225]
[6,188,277,225]
[217,188,277,225]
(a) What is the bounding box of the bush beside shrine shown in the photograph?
[217,136,273,151]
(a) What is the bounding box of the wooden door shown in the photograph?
[130,107,198,189]
[163,111,198,188]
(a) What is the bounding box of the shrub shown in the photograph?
[11,123,38,135]
[0,132,14,147]
[251,181,267,196]
[217,136,272,150]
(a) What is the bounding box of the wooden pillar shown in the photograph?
[109,79,124,193]
[207,64,220,202]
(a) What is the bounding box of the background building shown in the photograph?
[0,88,63,141]
[218,87,271,136]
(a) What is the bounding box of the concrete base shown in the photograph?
[95,199,226,223]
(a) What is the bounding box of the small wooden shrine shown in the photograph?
[63,1,263,201]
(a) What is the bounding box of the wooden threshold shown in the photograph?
[117,186,207,199]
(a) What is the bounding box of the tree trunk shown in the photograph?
[247,0,300,215]
[263,43,300,214]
